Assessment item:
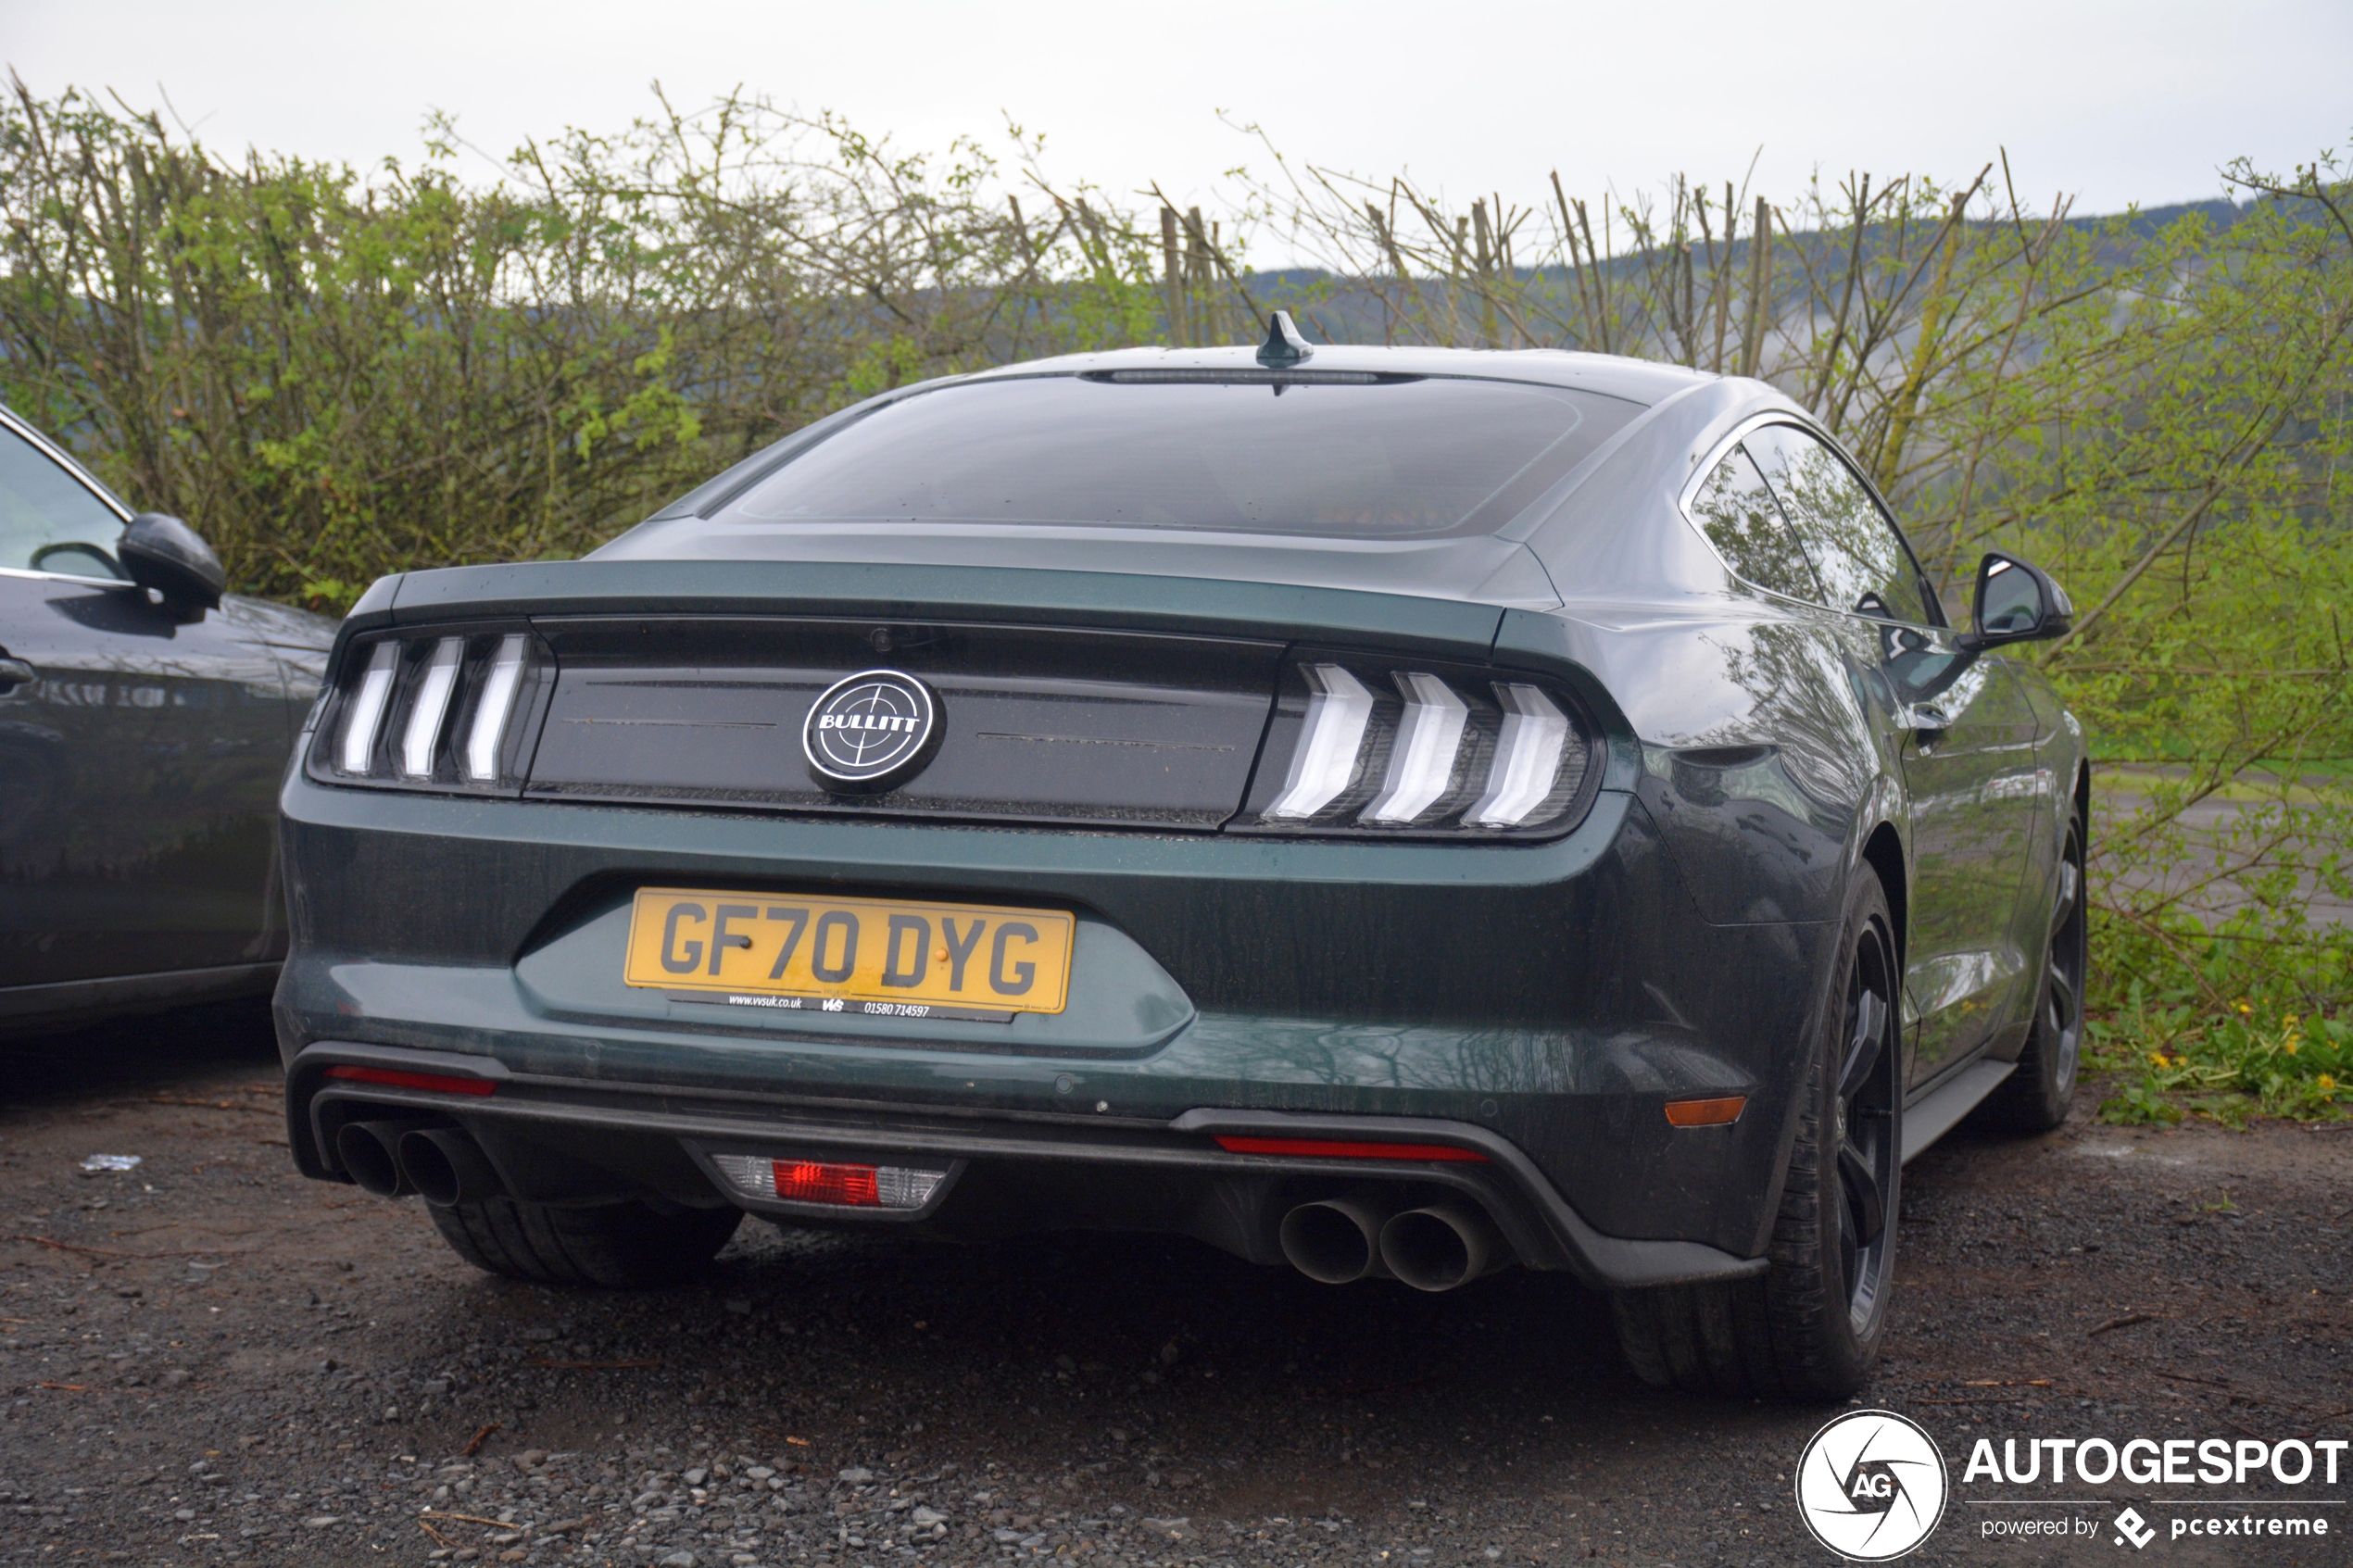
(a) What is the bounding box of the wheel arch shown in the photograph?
[1860,819,1908,977]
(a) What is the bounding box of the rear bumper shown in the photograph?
[286,1038,1766,1291]
[275,767,1836,1269]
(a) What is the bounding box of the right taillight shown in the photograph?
[1239,658,1598,837]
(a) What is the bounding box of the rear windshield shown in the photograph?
[714,373,1641,540]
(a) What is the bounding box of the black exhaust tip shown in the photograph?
[1277,1198,1391,1285]
[396,1127,504,1208]
[1379,1202,1503,1292]
[335,1120,420,1198]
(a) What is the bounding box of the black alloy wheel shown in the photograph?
[1832,916,1901,1338]
[1985,804,2088,1131]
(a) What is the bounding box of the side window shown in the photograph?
[1744,424,1931,623]
[0,424,127,579]
[1686,445,1823,603]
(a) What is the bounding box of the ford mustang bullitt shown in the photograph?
[275,317,2087,1400]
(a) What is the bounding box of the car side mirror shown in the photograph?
[1959,551,2071,650]
[118,513,226,615]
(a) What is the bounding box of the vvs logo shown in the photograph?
[1795,1410,1950,1561]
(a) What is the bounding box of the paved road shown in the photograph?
[1,1004,2347,1566]
[2095,776,2352,931]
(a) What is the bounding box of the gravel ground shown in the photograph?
[2,1001,2347,1566]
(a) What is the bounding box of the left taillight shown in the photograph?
[309,628,550,793]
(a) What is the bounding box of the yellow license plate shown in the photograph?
[623,887,1073,1018]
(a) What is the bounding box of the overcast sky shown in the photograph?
[9,0,2350,236]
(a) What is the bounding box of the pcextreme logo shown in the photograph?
[1795,1409,1951,1561]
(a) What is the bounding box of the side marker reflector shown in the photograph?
[1664,1096,1747,1127]
[322,1064,497,1098]
[1214,1135,1489,1163]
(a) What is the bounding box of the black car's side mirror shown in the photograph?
[1959,551,2072,651]
[118,513,226,615]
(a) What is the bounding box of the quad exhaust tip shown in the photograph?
[1277,1196,1509,1290]
[1379,1202,1504,1293]
[334,1120,424,1198]
[333,1121,509,1206]
[1277,1197,1394,1284]
[396,1127,505,1207]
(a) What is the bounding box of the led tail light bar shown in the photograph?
[1364,671,1469,824]
[337,642,399,775]
[709,1154,946,1210]
[1466,684,1573,827]
[1262,664,1377,820]
[398,638,464,779]
[464,634,530,783]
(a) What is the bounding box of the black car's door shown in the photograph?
[0,420,291,990]
[1743,424,2044,1088]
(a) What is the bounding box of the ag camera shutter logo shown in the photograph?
[1794,1409,1949,1561]
[803,670,942,794]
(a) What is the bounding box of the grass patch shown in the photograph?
[2088,993,2349,1127]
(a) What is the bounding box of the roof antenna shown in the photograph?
[1256,309,1314,367]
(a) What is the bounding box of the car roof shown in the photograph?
[957,344,1709,407]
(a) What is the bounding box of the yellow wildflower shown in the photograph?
[2283,1039,2299,1055]
[2148,1052,2169,1067]
[2319,1073,2338,1094]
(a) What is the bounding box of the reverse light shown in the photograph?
[337,642,399,774]
[398,638,465,779]
[1213,1135,1489,1163]
[710,1154,945,1210]
[322,1063,497,1097]
[464,633,530,783]
[1263,664,1376,820]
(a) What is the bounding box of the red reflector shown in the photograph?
[1213,1135,1488,1163]
[1664,1096,1746,1127]
[773,1160,881,1207]
[323,1064,497,1098]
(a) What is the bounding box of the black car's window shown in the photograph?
[717,375,1642,539]
[0,424,126,579]
[1743,423,1933,623]
[1687,445,1823,602]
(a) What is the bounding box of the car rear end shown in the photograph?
[274,354,1815,1297]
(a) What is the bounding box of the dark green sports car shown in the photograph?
[276,320,2087,1400]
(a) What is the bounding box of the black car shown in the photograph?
[0,408,333,1036]
[274,322,2087,1399]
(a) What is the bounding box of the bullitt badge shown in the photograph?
[802,669,942,794]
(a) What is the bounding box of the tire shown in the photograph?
[1610,868,1903,1401]
[426,1196,741,1287]
[1980,802,2087,1133]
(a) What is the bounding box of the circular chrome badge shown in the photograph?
[802,669,941,794]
